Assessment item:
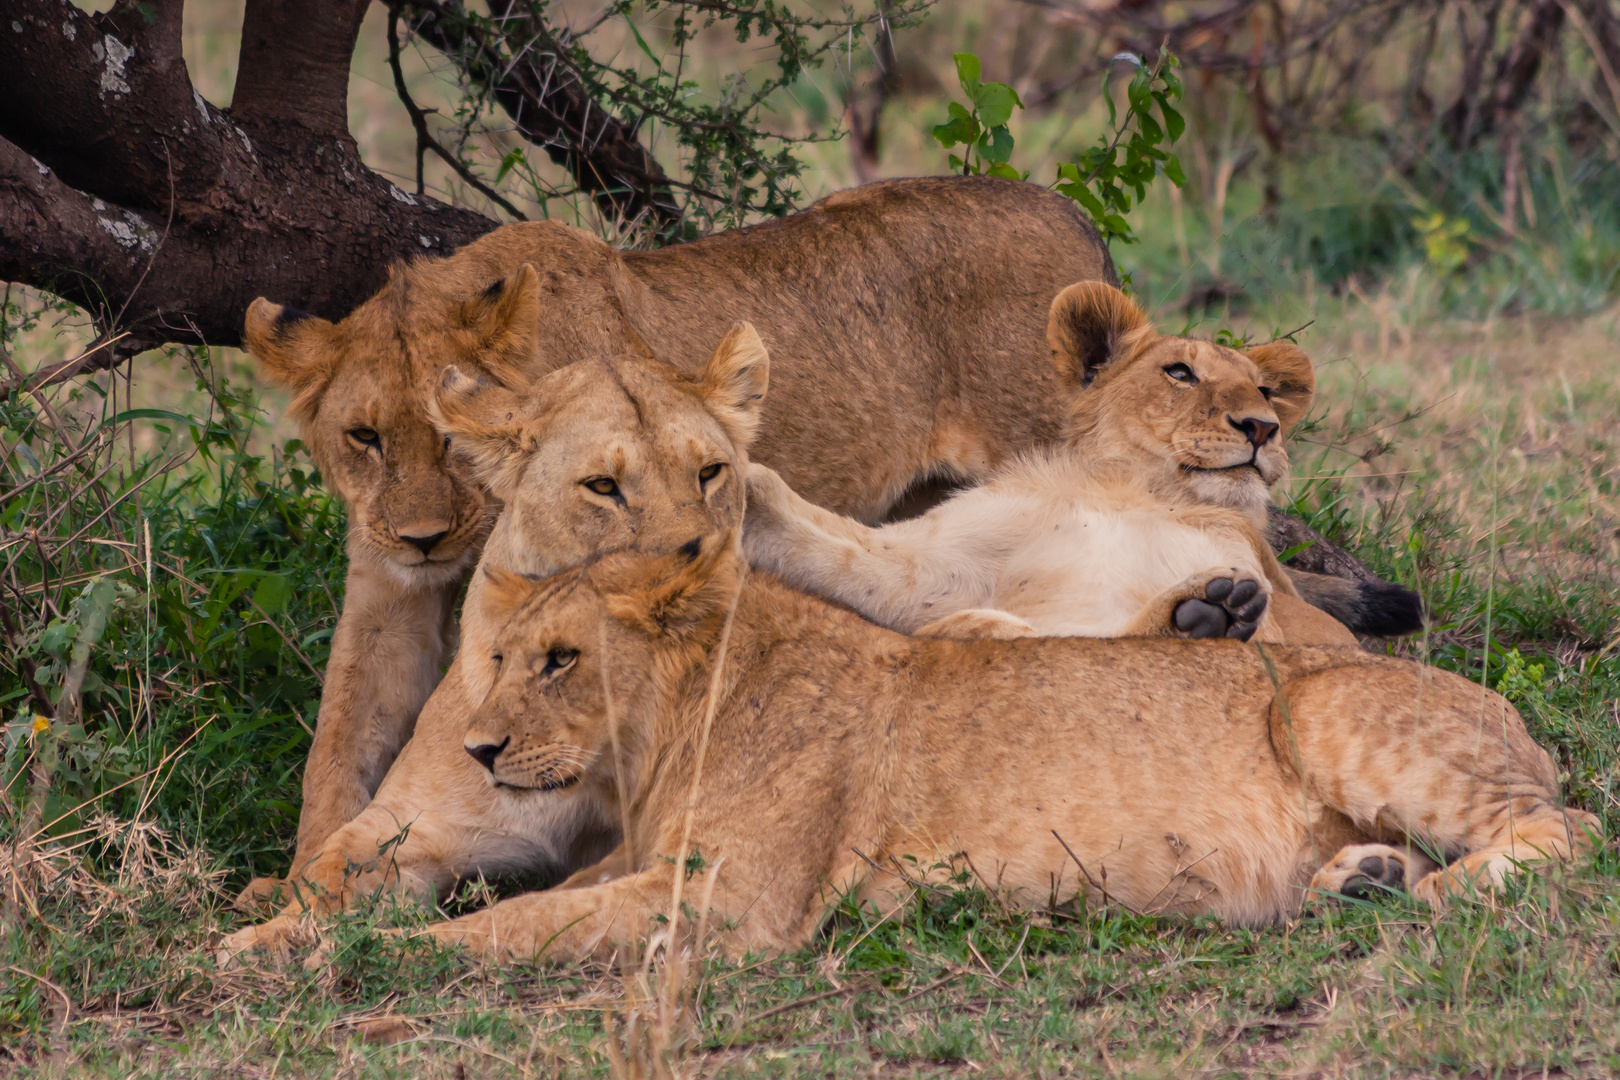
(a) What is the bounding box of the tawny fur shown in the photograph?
[220,537,1598,965]
[239,177,1116,871]
[745,283,1355,645]
[234,327,768,904]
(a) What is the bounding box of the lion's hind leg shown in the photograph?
[1410,807,1601,907]
[1310,842,1439,901]
[1275,665,1602,911]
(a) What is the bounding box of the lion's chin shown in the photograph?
[1183,465,1271,513]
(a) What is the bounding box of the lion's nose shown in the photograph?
[465,735,510,773]
[399,528,450,556]
[1229,416,1279,449]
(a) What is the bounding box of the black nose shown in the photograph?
[1230,416,1280,449]
[400,530,449,556]
[465,735,510,773]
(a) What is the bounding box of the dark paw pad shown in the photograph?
[1339,854,1406,899]
[1173,577,1269,642]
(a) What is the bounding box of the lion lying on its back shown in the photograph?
[746,282,1361,645]
[225,533,1595,965]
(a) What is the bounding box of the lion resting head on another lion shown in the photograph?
[379,535,1594,962]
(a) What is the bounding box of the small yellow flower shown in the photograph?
[31,715,50,735]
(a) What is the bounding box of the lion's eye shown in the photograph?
[543,647,579,675]
[348,427,381,449]
[583,476,621,499]
[443,434,453,451]
[698,462,724,487]
[1163,363,1198,385]
[1258,386,1275,401]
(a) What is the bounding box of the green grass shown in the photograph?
[5,108,1620,1079]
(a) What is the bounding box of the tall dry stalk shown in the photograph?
[604,563,744,1079]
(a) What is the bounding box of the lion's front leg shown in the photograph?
[1122,568,1276,643]
[914,608,1037,640]
[411,865,680,963]
[289,558,464,866]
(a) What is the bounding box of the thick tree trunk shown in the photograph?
[0,0,498,349]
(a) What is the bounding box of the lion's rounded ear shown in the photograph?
[243,299,338,410]
[1046,282,1154,388]
[1245,342,1316,432]
[460,263,544,387]
[600,531,741,640]
[429,365,533,498]
[701,323,770,450]
[479,565,538,626]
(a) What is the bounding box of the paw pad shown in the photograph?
[1173,576,1268,642]
[1337,854,1406,899]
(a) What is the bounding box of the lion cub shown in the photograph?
[745,282,1355,645]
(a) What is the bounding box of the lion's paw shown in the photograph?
[233,875,288,913]
[1172,573,1268,642]
[216,914,317,970]
[1310,843,1422,901]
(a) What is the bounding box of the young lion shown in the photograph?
[745,282,1360,646]
[223,534,1595,965]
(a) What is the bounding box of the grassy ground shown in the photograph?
[6,5,1620,1077]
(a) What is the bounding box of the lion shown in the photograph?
[743,281,1361,646]
[243,176,1418,881]
[233,323,771,908]
[220,532,1597,966]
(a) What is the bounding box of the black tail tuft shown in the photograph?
[1350,579,1426,637]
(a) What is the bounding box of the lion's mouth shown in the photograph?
[494,773,580,794]
[1184,460,1262,476]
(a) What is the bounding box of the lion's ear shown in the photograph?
[599,531,741,640]
[1245,342,1316,432]
[243,299,338,415]
[479,566,538,625]
[1046,282,1154,388]
[460,263,544,387]
[700,323,770,450]
[429,365,533,499]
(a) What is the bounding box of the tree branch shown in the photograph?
[390,0,682,227]
[0,0,221,209]
[232,0,373,135]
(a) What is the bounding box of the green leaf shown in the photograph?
[1163,155,1187,187]
[986,162,1023,180]
[953,52,982,95]
[931,104,977,149]
[974,82,1022,130]
[981,125,1015,165]
[1156,96,1186,142]
[251,573,292,617]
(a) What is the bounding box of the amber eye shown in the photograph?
[1163,363,1198,385]
[698,462,724,487]
[543,647,578,675]
[1258,386,1274,400]
[583,476,620,498]
[348,427,381,449]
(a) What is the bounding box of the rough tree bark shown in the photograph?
[0,0,678,356]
